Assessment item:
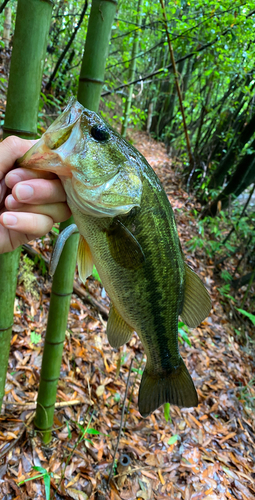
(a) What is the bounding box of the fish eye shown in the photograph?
[91,124,110,142]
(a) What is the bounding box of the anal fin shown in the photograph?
[181,263,211,328]
[106,304,134,348]
[77,235,94,283]
[138,358,198,418]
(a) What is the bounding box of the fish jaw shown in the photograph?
[18,97,84,177]
[17,137,71,177]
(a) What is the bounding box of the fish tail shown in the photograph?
[138,358,198,417]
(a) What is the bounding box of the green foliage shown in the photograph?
[236,308,255,326]
[164,402,171,423]
[178,321,191,347]
[167,434,180,445]
[18,466,52,500]
[34,254,47,276]
[18,255,39,299]
[92,265,101,283]
[30,331,42,345]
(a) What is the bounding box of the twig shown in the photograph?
[46,1,88,89]
[3,399,83,409]
[222,183,255,246]
[22,243,109,317]
[0,411,35,459]
[108,358,134,484]
[0,0,10,15]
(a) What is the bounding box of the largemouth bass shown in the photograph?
[19,98,211,417]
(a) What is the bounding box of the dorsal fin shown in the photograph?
[181,263,211,327]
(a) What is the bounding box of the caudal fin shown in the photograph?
[138,358,198,417]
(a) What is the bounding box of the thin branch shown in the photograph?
[22,243,109,318]
[0,0,10,14]
[102,8,255,96]
[159,0,193,167]
[108,357,134,484]
[46,1,88,90]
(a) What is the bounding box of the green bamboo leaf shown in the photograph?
[33,466,48,474]
[164,403,171,422]
[236,308,255,326]
[86,428,102,435]
[167,434,180,445]
[42,473,51,500]
[85,438,94,445]
[178,329,191,347]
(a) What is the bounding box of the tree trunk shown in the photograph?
[34,0,117,444]
[0,0,53,414]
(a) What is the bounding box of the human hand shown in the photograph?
[0,136,71,254]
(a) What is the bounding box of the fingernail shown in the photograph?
[6,173,22,187]
[16,184,34,201]
[5,195,18,209]
[3,214,18,226]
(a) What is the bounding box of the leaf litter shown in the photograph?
[1,130,255,500]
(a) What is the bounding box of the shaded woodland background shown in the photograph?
[0,1,255,499]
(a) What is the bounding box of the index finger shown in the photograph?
[0,136,37,179]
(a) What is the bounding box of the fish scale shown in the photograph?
[19,98,211,417]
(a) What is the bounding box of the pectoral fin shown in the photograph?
[106,304,134,348]
[77,235,94,283]
[106,220,145,269]
[181,263,211,327]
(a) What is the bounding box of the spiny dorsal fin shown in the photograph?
[106,219,145,269]
[106,304,134,348]
[77,235,94,283]
[181,263,211,328]
[138,357,198,418]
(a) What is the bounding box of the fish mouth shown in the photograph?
[17,137,61,170]
[17,97,84,176]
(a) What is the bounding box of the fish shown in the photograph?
[18,98,211,417]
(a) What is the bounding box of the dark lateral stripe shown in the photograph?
[138,187,180,371]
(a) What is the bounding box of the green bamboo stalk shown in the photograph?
[34,218,79,442]
[78,0,118,110]
[121,0,144,138]
[34,0,117,443]
[0,0,53,414]
[0,250,21,410]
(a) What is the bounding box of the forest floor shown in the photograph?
[1,130,255,500]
